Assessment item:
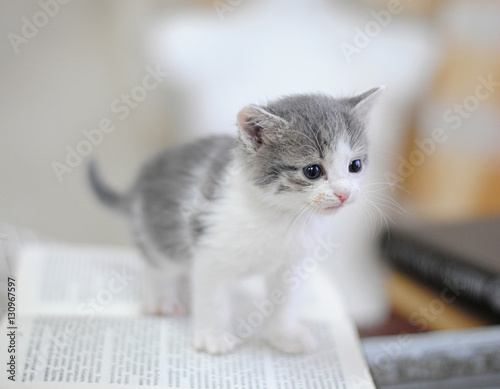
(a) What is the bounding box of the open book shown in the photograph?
[0,243,375,388]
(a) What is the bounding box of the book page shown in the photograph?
[4,245,375,388]
[15,244,144,316]
[0,311,374,388]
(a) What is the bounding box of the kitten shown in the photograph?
[89,88,382,354]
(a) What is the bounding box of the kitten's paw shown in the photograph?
[160,299,187,316]
[194,329,237,354]
[265,325,317,354]
[142,296,187,316]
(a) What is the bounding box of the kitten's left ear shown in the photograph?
[349,86,385,118]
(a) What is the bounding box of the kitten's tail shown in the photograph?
[88,160,128,214]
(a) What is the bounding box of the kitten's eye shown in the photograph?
[303,165,323,180]
[349,159,362,173]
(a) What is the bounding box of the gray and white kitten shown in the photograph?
[89,88,382,354]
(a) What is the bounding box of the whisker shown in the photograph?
[366,193,408,216]
[287,202,310,233]
[363,178,411,195]
[366,198,394,235]
[355,199,376,237]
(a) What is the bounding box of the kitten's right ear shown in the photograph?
[349,86,385,119]
[237,105,288,150]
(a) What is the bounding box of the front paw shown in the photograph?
[264,325,317,354]
[194,329,238,354]
[142,295,188,316]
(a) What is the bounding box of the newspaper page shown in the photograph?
[15,244,143,316]
[0,315,374,389]
[1,244,375,388]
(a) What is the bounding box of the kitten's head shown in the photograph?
[236,88,383,215]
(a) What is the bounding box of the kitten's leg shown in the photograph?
[192,255,235,354]
[262,269,316,353]
[142,264,189,316]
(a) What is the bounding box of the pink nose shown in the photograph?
[335,191,350,203]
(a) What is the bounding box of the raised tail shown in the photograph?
[88,160,128,213]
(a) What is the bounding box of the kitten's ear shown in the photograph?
[349,86,385,118]
[237,105,288,150]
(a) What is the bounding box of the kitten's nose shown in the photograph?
[335,191,350,204]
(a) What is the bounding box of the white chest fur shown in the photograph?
[196,183,314,276]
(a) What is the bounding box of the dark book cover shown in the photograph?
[381,216,500,317]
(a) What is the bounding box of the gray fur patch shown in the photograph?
[129,135,236,263]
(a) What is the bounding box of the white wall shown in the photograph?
[0,1,175,245]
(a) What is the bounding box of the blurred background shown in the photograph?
[1,0,500,331]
